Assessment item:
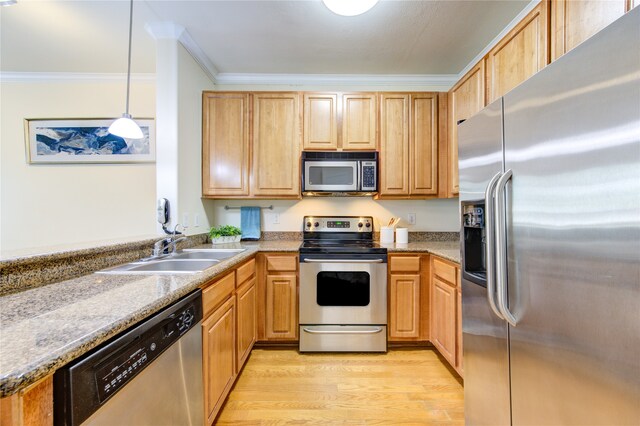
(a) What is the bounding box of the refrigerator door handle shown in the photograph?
[485,171,504,320]
[495,169,518,326]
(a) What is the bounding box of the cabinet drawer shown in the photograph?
[389,256,421,272]
[203,272,235,317]
[433,257,456,285]
[266,255,297,272]
[236,258,256,285]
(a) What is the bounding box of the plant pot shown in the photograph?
[210,235,241,245]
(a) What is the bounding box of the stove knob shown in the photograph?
[314,222,319,227]
[365,222,371,228]
[358,222,363,228]
[306,222,312,228]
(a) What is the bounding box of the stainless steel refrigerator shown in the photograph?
[458,8,640,425]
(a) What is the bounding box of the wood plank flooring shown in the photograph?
[216,348,464,425]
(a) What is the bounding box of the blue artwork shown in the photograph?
[26,119,155,163]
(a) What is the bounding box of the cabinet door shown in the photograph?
[202,92,250,197]
[252,93,301,197]
[342,93,377,150]
[551,0,626,61]
[431,277,456,367]
[486,1,549,103]
[448,61,485,196]
[410,93,438,196]
[389,274,421,339]
[265,274,298,340]
[236,277,256,372]
[456,285,463,376]
[303,93,338,150]
[379,93,409,196]
[202,297,236,425]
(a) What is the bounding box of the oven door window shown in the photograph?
[316,272,370,306]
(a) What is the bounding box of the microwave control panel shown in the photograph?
[361,162,377,191]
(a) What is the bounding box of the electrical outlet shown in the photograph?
[408,213,416,225]
[182,212,190,227]
[273,213,280,224]
[194,214,200,228]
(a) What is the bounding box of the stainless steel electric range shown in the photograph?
[299,216,388,352]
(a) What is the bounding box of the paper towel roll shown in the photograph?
[396,228,408,244]
[380,226,394,244]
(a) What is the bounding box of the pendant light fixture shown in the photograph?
[322,0,379,17]
[109,0,144,139]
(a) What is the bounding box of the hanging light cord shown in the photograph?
[125,0,134,116]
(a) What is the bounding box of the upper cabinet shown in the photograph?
[486,1,549,104]
[342,93,378,150]
[447,62,486,196]
[378,93,440,198]
[551,0,627,61]
[252,93,302,198]
[303,93,338,150]
[202,93,250,197]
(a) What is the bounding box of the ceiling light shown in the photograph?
[322,0,379,17]
[0,0,18,6]
[109,0,144,139]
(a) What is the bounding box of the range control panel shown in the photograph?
[304,216,373,233]
[95,305,196,402]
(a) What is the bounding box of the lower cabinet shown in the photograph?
[257,253,299,342]
[201,257,257,425]
[388,255,429,341]
[431,276,457,366]
[202,296,236,425]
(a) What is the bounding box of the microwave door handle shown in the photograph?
[356,161,361,191]
[485,172,504,320]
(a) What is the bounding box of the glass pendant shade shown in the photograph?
[109,114,144,139]
[322,0,379,16]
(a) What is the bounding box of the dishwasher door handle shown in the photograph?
[302,327,384,334]
[301,258,384,264]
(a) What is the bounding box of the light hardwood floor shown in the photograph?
[216,348,464,425]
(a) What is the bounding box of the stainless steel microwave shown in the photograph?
[301,151,378,196]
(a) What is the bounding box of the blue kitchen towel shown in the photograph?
[240,206,261,240]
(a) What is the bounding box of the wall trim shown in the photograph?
[214,73,458,89]
[456,0,541,80]
[0,72,155,83]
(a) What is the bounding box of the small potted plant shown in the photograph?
[209,225,242,244]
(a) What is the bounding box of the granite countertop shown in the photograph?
[0,238,458,397]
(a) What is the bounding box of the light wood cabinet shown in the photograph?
[342,93,377,150]
[303,93,338,150]
[0,376,52,426]
[379,93,439,198]
[202,92,250,197]
[486,1,549,104]
[447,61,485,197]
[388,255,430,342]
[551,0,627,61]
[202,296,236,425]
[252,92,301,198]
[455,268,463,377]
[431,276,456,367]
[236,277,256,371]
[257,253,299,342]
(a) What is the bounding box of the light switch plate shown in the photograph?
[408,213,416,225]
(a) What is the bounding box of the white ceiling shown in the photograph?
[0,0,530,76]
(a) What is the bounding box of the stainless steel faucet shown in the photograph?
[151,224,187,257]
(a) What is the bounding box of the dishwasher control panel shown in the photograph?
[94,305,196,402]
[54,290,203,426]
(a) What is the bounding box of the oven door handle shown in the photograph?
[301,258,384,264]
[302,327,384,335]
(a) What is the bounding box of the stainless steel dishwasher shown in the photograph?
[54,290,203,426]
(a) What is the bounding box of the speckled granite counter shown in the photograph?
[0,240,300,397]
[0,238,460,397]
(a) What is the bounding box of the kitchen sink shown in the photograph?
[97,259,220,275]
[95,248,246,275]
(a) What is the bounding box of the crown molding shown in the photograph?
[456,0,540,80]
[0,72,155,83]
[145,21,218,84]
[214,73,458,89]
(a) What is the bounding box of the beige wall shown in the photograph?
[0,79,156,254]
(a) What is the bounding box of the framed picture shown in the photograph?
[24,118,155,164]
